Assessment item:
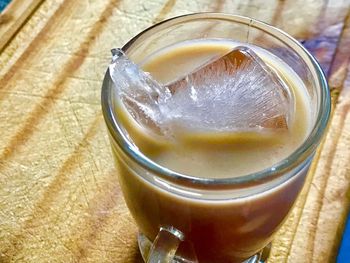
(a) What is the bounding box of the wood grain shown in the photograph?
[0,0,44,52]
[0,0,350,262]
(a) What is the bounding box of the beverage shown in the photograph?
[117,39,310,178]
[101,13,330,263]
[112,40,310,262]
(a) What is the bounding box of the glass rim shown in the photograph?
[101,13,331,188]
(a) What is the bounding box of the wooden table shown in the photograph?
[1,0,350,262]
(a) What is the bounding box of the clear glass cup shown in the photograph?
[101,13,331,263]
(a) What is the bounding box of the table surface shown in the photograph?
[1,0,350,262]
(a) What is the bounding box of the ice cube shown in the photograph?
[161,46,294,133]
[109,46,294,138]
[109,48,171,134]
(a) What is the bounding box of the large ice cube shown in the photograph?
[109,46,294,138]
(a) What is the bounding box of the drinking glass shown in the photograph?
[101,13,331,263]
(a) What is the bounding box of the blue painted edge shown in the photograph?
[0,0,11,12]
[337,212,350,262]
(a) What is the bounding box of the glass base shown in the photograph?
[138,232,271,263]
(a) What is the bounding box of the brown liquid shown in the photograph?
[112,40,311,262]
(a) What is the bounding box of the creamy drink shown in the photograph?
[102,12,330,263]
[120,39,310,178]
[109,39,311,262]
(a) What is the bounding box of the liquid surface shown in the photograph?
[119,40,311,178]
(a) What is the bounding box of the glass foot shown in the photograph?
[138,232,271,263]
